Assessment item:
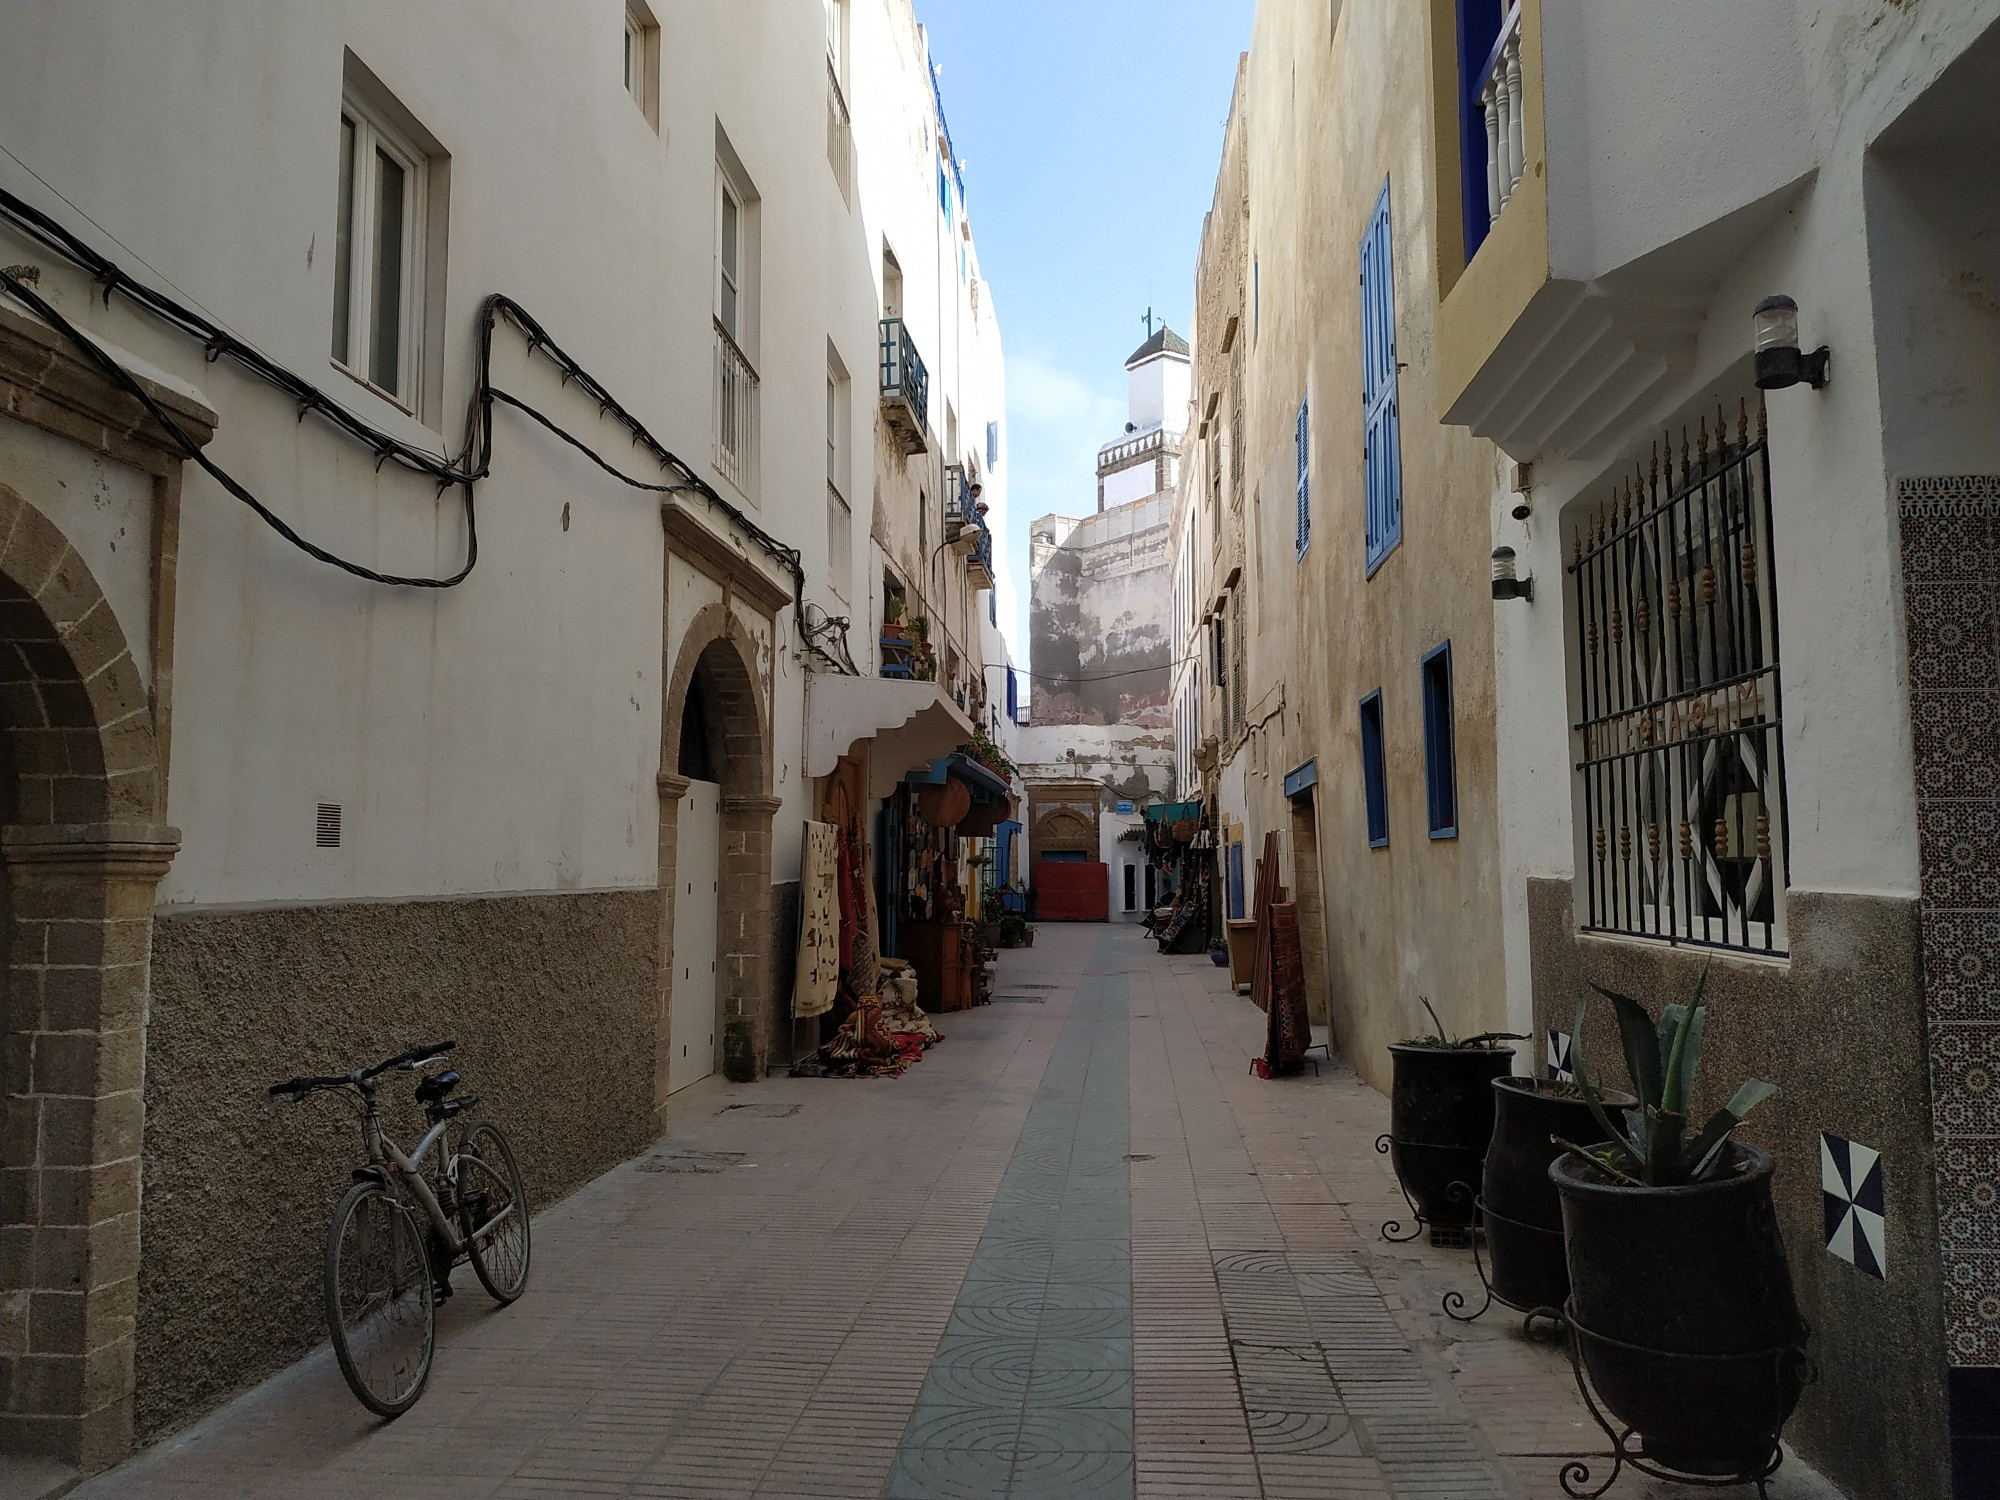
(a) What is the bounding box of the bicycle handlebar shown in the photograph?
[268,1040,456,1100]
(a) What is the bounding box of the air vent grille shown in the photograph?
[316,802,342,848]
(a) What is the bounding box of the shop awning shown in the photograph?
[805,675,980,799]
[1143,800,1203,824]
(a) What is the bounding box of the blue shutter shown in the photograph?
[1228,840,1246,920]
[1360,691,1389,847]
[1422,643,1457,837]
[1362,182,1402,574]
[987,419,1000,470]
[1006,667,1019,723]
[1295,396,1311,557]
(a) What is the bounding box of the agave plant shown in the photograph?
[1564,971,1777,1187]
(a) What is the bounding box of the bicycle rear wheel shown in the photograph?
[458,1121,531,1303]
[324,1180,436,1417]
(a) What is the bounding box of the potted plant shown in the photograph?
[998,913,1026,949]
[1552,975,1805,1480]
[1209,942,1231,968]
[882,597,907,641]
[1471,1073,1634,1319]
[1380,998,1524,1244]
[1384,1000,1520,1248]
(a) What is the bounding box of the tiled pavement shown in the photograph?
[80,924,1843,1500]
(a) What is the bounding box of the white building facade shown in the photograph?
[0,0,1010,1467]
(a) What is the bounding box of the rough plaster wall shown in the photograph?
[136,889,656,1442]
[1230,0,1508,1084]
[1029,499,1174,727]
[1528,880,1950,1500]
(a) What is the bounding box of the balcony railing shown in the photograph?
[714,317,758,493]
[826,61,853,203]
[879,317,929,456]
[967,523,995,588]
[1479,3,1525,227]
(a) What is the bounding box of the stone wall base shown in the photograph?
[1526,878,1950,1500]
[135,887,657,1441]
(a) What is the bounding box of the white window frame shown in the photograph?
[717,176,744,340]
[624,2,660,129]
[332,94,426,411]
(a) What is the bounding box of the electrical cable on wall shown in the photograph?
[0,187,858,671]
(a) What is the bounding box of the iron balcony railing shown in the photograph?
[713,317,758,493]
[967,522,995,587]
[1479,3,1526,228]
[826,61,853,202]
[879,317,929,454]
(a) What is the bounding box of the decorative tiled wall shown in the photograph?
[1896,475,1999,1373]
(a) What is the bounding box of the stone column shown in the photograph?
[0,822,176,1469]
[719,793,779,1083]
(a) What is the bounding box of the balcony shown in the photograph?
[967,523,995,589]
[826,61,853,204]
[879,317,929,456]
[714,317,758,493]
[1435,1,1814,461]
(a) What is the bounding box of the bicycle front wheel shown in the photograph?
[324,1180,436,1417]
[458,1121,531,1303]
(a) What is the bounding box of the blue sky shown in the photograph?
[920,0,1254,665]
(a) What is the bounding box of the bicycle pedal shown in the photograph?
[432,1281,454,1303]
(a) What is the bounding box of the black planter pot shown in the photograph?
[1552,1143,1809,1478]
[1381,1043,1515,1237]
[1479,1077,1628,1313]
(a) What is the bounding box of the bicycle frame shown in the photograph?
[359,1090,511,1260]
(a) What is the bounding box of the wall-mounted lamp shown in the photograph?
[1752,295,1830,391]
[1492,546,1533,602]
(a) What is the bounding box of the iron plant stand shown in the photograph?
[1437,1187,1563,1340]
[1373,1136,1475,1247]
[1554,1303,1794,1499]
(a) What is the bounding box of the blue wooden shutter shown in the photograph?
[1295,396,1311,557]
[1422,643,1457,837]
[1362,182,1402,573]
[1006,667,1019,723]
[1361,691,1389,847]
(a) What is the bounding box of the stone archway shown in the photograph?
[657,603,776,1105]
[0,482,176,1468]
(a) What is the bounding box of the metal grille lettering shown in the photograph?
[1570,401,1788,953]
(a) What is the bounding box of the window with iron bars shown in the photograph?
[1569,399,1789,954]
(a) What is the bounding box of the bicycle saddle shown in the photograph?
[415,1069,460,1104]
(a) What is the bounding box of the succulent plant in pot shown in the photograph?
[1379,998,1525,1245]
[1550,973,1809,1482]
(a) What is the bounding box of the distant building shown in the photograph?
[1017,327,1186,917]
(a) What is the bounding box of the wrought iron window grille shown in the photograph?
[1569,399,1789,955]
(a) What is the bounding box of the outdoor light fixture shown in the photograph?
[1752,295,1829,390]
[1491,546,1533,602]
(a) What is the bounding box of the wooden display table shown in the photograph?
[903,919,974,1012]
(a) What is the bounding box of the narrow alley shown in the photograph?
[79,927,1837,1500]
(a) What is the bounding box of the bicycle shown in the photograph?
[269,1039,531,1417]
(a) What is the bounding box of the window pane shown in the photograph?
[332,116,356,363]
[721,191,738,281]
[625,25,636,95]
[369,148,406,394]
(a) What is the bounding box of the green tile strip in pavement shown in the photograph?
[885,931,1134,1500]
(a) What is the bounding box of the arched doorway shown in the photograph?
[0,482,177,1468]
[658,606,776,1108]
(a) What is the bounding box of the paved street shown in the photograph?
[83,925,1840,1500]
